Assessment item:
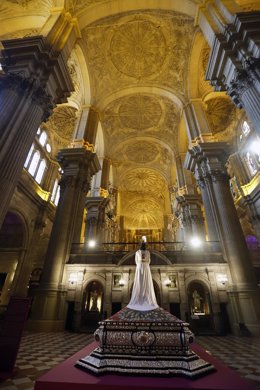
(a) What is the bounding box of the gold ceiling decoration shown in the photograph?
[0,28,39,39]
[125,198,164,229]
[204,97,236,134]
[124,141,158,164]
[198,46,213,97]
[110,19,166,79]
[0,0,54,13]
[118,95,162,130]
[82,11,195,101]
[120,168,166,196]
[102,93,180,152]
[46,105,78,145]
[68,0,106,14]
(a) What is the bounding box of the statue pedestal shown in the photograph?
[76,307,214,378]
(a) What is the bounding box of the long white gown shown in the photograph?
[127,249,158,311]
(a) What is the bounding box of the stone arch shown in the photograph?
[77,0,197,30]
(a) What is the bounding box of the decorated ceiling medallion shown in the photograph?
[119,95,162,130]
[204,97,236,134]
[110,20,166,79]
[47,105,78,142]
[121,168,165,192]
[125,141,158,163]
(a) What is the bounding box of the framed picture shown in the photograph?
[112,273,123,289]
[168,274,178,289]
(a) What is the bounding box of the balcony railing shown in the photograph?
[70,241,221,255]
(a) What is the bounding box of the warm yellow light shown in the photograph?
[88,240,96,248]
[190,237,202,248]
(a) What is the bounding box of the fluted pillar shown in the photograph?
[206,12,260,136]
[186,142,260,335]
[0,36,74,227]
[28,147,100,331]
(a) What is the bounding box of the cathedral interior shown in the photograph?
[0,0,260,343]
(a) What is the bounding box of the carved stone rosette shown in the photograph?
[76,307,214,377]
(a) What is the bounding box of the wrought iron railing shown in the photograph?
[70,241,221,254]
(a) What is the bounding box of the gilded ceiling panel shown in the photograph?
[124,141,158,164]
[102,93,180,152]
[67,0,106,15]
[45,105,78,150]
[204,97,241,141]
[0,0,55,19]
[198,46,213,97]
[82,11,195,101]
[119,168,167,204]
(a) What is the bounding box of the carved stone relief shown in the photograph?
[45,105,78,150]
[110,19,166,79]
[67,0,106,14]
[102,93,180,151]
[124,141,158,164]
[198,46,213,96]
[0,0,54,19]
[82,11,195,101]
[67,51,83,107]
[204,97,239,141]
[119,95,162,130]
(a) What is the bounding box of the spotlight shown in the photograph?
[250,139,260,156]
[190,237,202,248]
[88,240,96,248]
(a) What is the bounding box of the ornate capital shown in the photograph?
[227,69,254,108]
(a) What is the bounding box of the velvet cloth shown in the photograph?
[34,341,258,390]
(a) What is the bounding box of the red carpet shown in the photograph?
[34,341,258,390]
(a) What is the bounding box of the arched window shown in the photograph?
[24,144,34,168]
[28,151,40,176]
[54,186,60,206]
[245,152,257,176]
[242,121,250,136]
[51,179,61,206]
[39,131,47,146]
[35,160,46,184]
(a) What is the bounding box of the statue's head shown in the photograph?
[140,235,147,250]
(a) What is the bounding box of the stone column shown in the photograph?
[28,147,100,331]
[175,196,193,243]
[85,197,107,244]
[185,152,221,246]
[0,36,74,227]
[206,12,260,136]
[186,142,260,335]
[100,157,111,198]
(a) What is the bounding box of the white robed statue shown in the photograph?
[127,236,158,311]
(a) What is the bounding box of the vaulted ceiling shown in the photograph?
[0,0,209,232]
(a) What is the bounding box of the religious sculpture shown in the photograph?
[76,236,214,377]
[127,236,158,311]
[192,289,202,312]
[89,290,99,311]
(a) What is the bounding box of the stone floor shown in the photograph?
[0,332,260,390]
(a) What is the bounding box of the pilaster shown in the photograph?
[0,36,74,227]
[28,147,100,331]
[185,142,260,335]
[205,12,260,135]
